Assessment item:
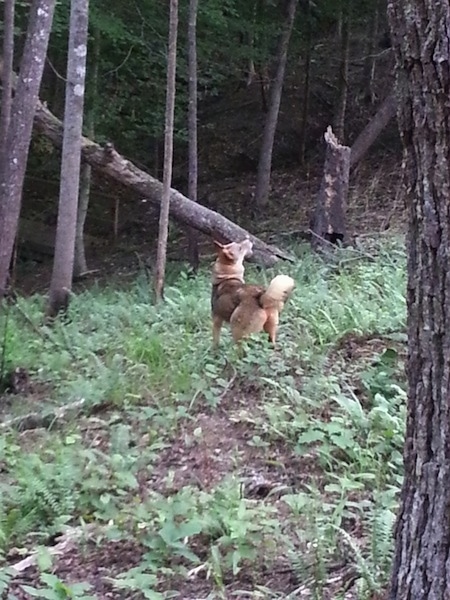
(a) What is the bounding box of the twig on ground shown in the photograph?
[1,398,89,432]
[220,361,238,400]
[10,524,99,575]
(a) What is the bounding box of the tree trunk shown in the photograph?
[362,0,381,105]
[254,0,298,207]
[186,0,199,273]
[47,0,89,317]
[349,90,397,169]
[333,9,350,142]
[0,0,15,170]
[388,1,450,597]
[311,126,350,250]
[74,25,100,278]
[299,0,312,166]
[0,0,56,299]
[154,0,178,302]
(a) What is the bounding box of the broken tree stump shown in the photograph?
[311,126,351,251]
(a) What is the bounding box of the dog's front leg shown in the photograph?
[212,315,224,348]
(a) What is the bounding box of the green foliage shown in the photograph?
[22,573,95,600]
[0,238,407,597]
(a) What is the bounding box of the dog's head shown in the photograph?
[212,239,253,283]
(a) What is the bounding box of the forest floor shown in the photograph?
[1,154,407,599]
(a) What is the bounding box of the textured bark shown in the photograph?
[48,0,89,317]
[311,126,350,250]
[154,0,178,302]
[349,90,397,169]
[254,0,298,207]
[186,0,199,272]
[0,0,15,170]
[388,1,450,598]
[0,0,56,299]
[74,26,100,277]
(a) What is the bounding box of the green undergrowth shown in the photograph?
[0,237,407,599]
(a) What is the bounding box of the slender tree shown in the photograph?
[254,0,298,207]
[299,0,312,165]
[0,0,15,170]
[47,0,89,316]
[0,0,56,299]
[362,0,382,104]
[186,0,199,272]
[388,0,450,597]
[74,26,100,278]
[333,1,350,142]
[154,0,178,302]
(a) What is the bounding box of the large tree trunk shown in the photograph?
[47,0,89,317]
[311,126,350,250]
[27,102,289,266]
[254,0,298,207]
[388,1,450,598]
[0,0,56,299]
[154,0,178,302]
[349,90,397,169]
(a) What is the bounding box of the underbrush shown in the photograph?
[0,237,406,599]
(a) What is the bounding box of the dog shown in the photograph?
[211,239,294,347]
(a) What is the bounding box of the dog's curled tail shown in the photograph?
[260,275,295,309]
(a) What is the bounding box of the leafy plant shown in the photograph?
[22,573,95,600]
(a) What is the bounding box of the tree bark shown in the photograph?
[349,90,397,169]
[47,0,89,317]
[388,1,450,598]
[186,0,200,272]
[0,0,15,170]
[311,126,350,250]
[74,25,100,278]
[154,0,178,302]
[254,0,298,207]
[0,0,56,299]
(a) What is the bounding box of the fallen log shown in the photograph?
[31,103,292,267]
[349,90,397,169]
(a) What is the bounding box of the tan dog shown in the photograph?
[211,239,294,347]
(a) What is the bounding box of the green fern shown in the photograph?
[334,501,396,598]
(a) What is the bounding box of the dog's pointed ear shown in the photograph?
[213,240,224,249]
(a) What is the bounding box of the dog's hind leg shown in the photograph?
[263,312,279,346]
[212,315,224,347]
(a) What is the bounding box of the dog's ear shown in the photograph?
[213,240,224,250]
